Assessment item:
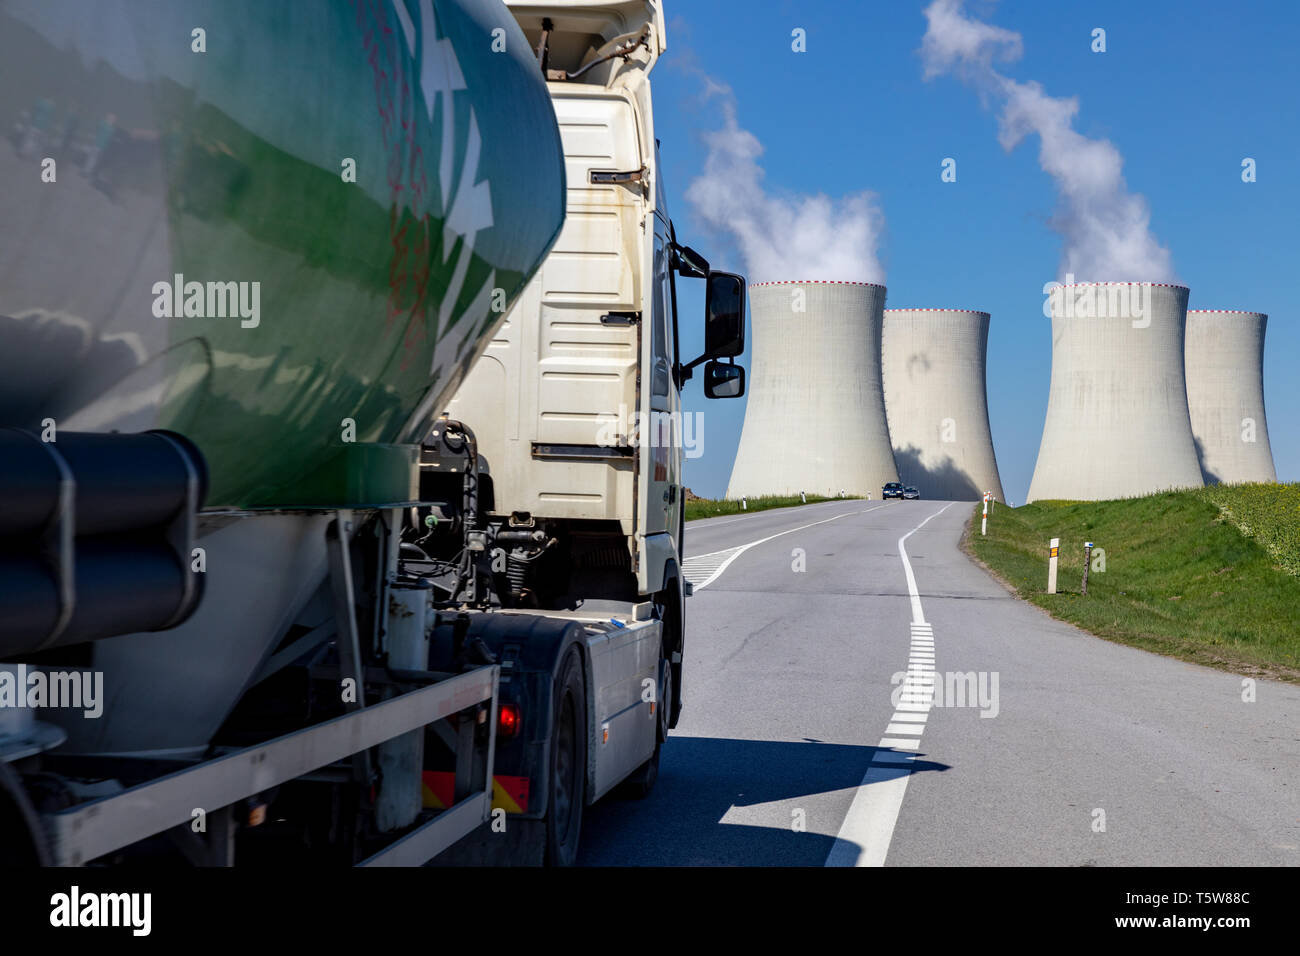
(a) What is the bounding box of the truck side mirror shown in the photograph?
[703,360,744,399]
[704,272,745,358]
[673,243,710,279]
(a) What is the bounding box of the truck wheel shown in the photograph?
[659,579,684,729]
[545,646,586,866]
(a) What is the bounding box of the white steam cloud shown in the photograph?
[921,0,1176,282]
[685,81,886,284]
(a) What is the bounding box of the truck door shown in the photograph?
[645,222,680,539]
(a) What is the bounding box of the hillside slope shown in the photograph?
[968,485,1300,681]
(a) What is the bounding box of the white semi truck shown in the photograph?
[431,0,749,863]
[0,0,745,867]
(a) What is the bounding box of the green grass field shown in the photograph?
[684,493,858,522]
[967,484,1300,681]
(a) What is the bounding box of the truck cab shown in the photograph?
[445,0,745,699]
[428,0,746,861]
[449,0,744,601]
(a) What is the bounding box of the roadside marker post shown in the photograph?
[741,496,747,510]
[1047,537,1060,594]
[1083,542,1093,596]
[981,493,989,536]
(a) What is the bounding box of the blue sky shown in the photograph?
[658,0,1299,502]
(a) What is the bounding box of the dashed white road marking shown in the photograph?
[681,506,883,591]
[826,502,954,868]
[884,723,924,736]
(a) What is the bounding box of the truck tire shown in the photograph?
[661,577,685,730]
[544,646,586,866]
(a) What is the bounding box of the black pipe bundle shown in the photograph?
[0,429,207,656]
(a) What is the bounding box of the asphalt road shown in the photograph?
[578,499,1300,865]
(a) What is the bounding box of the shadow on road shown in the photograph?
[578,736,950,866]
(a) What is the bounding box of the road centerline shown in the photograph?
[826,502,955,868]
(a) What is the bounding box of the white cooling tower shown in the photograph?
[1026,282,1204,502]
[882,309,1004,501]
[726,281,898,498]
[1184,310,1276,484]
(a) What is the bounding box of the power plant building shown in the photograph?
[882,309,1004,501]
[726,281,898,499]
[1184,310,1276,484]
[1026,282,1204,502]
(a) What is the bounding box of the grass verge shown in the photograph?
[685,494,858,522]
[966,484,1300,682]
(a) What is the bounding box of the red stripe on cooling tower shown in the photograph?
[1057,281,1188,289]
[749,280,886,288]
[883,308,990,315]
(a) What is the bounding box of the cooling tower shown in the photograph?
[1026,282,1204,502]
[1184,310,1276,484]
[726,281,898,498]
[882,309,1004,501]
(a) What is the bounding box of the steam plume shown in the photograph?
[685,81,886,284]
[921,0,1176,282]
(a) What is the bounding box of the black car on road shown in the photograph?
[883,481,904,500]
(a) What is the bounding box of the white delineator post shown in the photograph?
[1047,537,1060,594]
[981,493,989,536]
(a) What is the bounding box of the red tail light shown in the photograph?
[498,703,521,740]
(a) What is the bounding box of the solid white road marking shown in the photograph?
[689,514,756,527]
[681,506,883,591]
[898,504,952,625]
[826,502,955,868]
[687,499,855,530]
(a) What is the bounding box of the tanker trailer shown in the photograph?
[0,0,565,865]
